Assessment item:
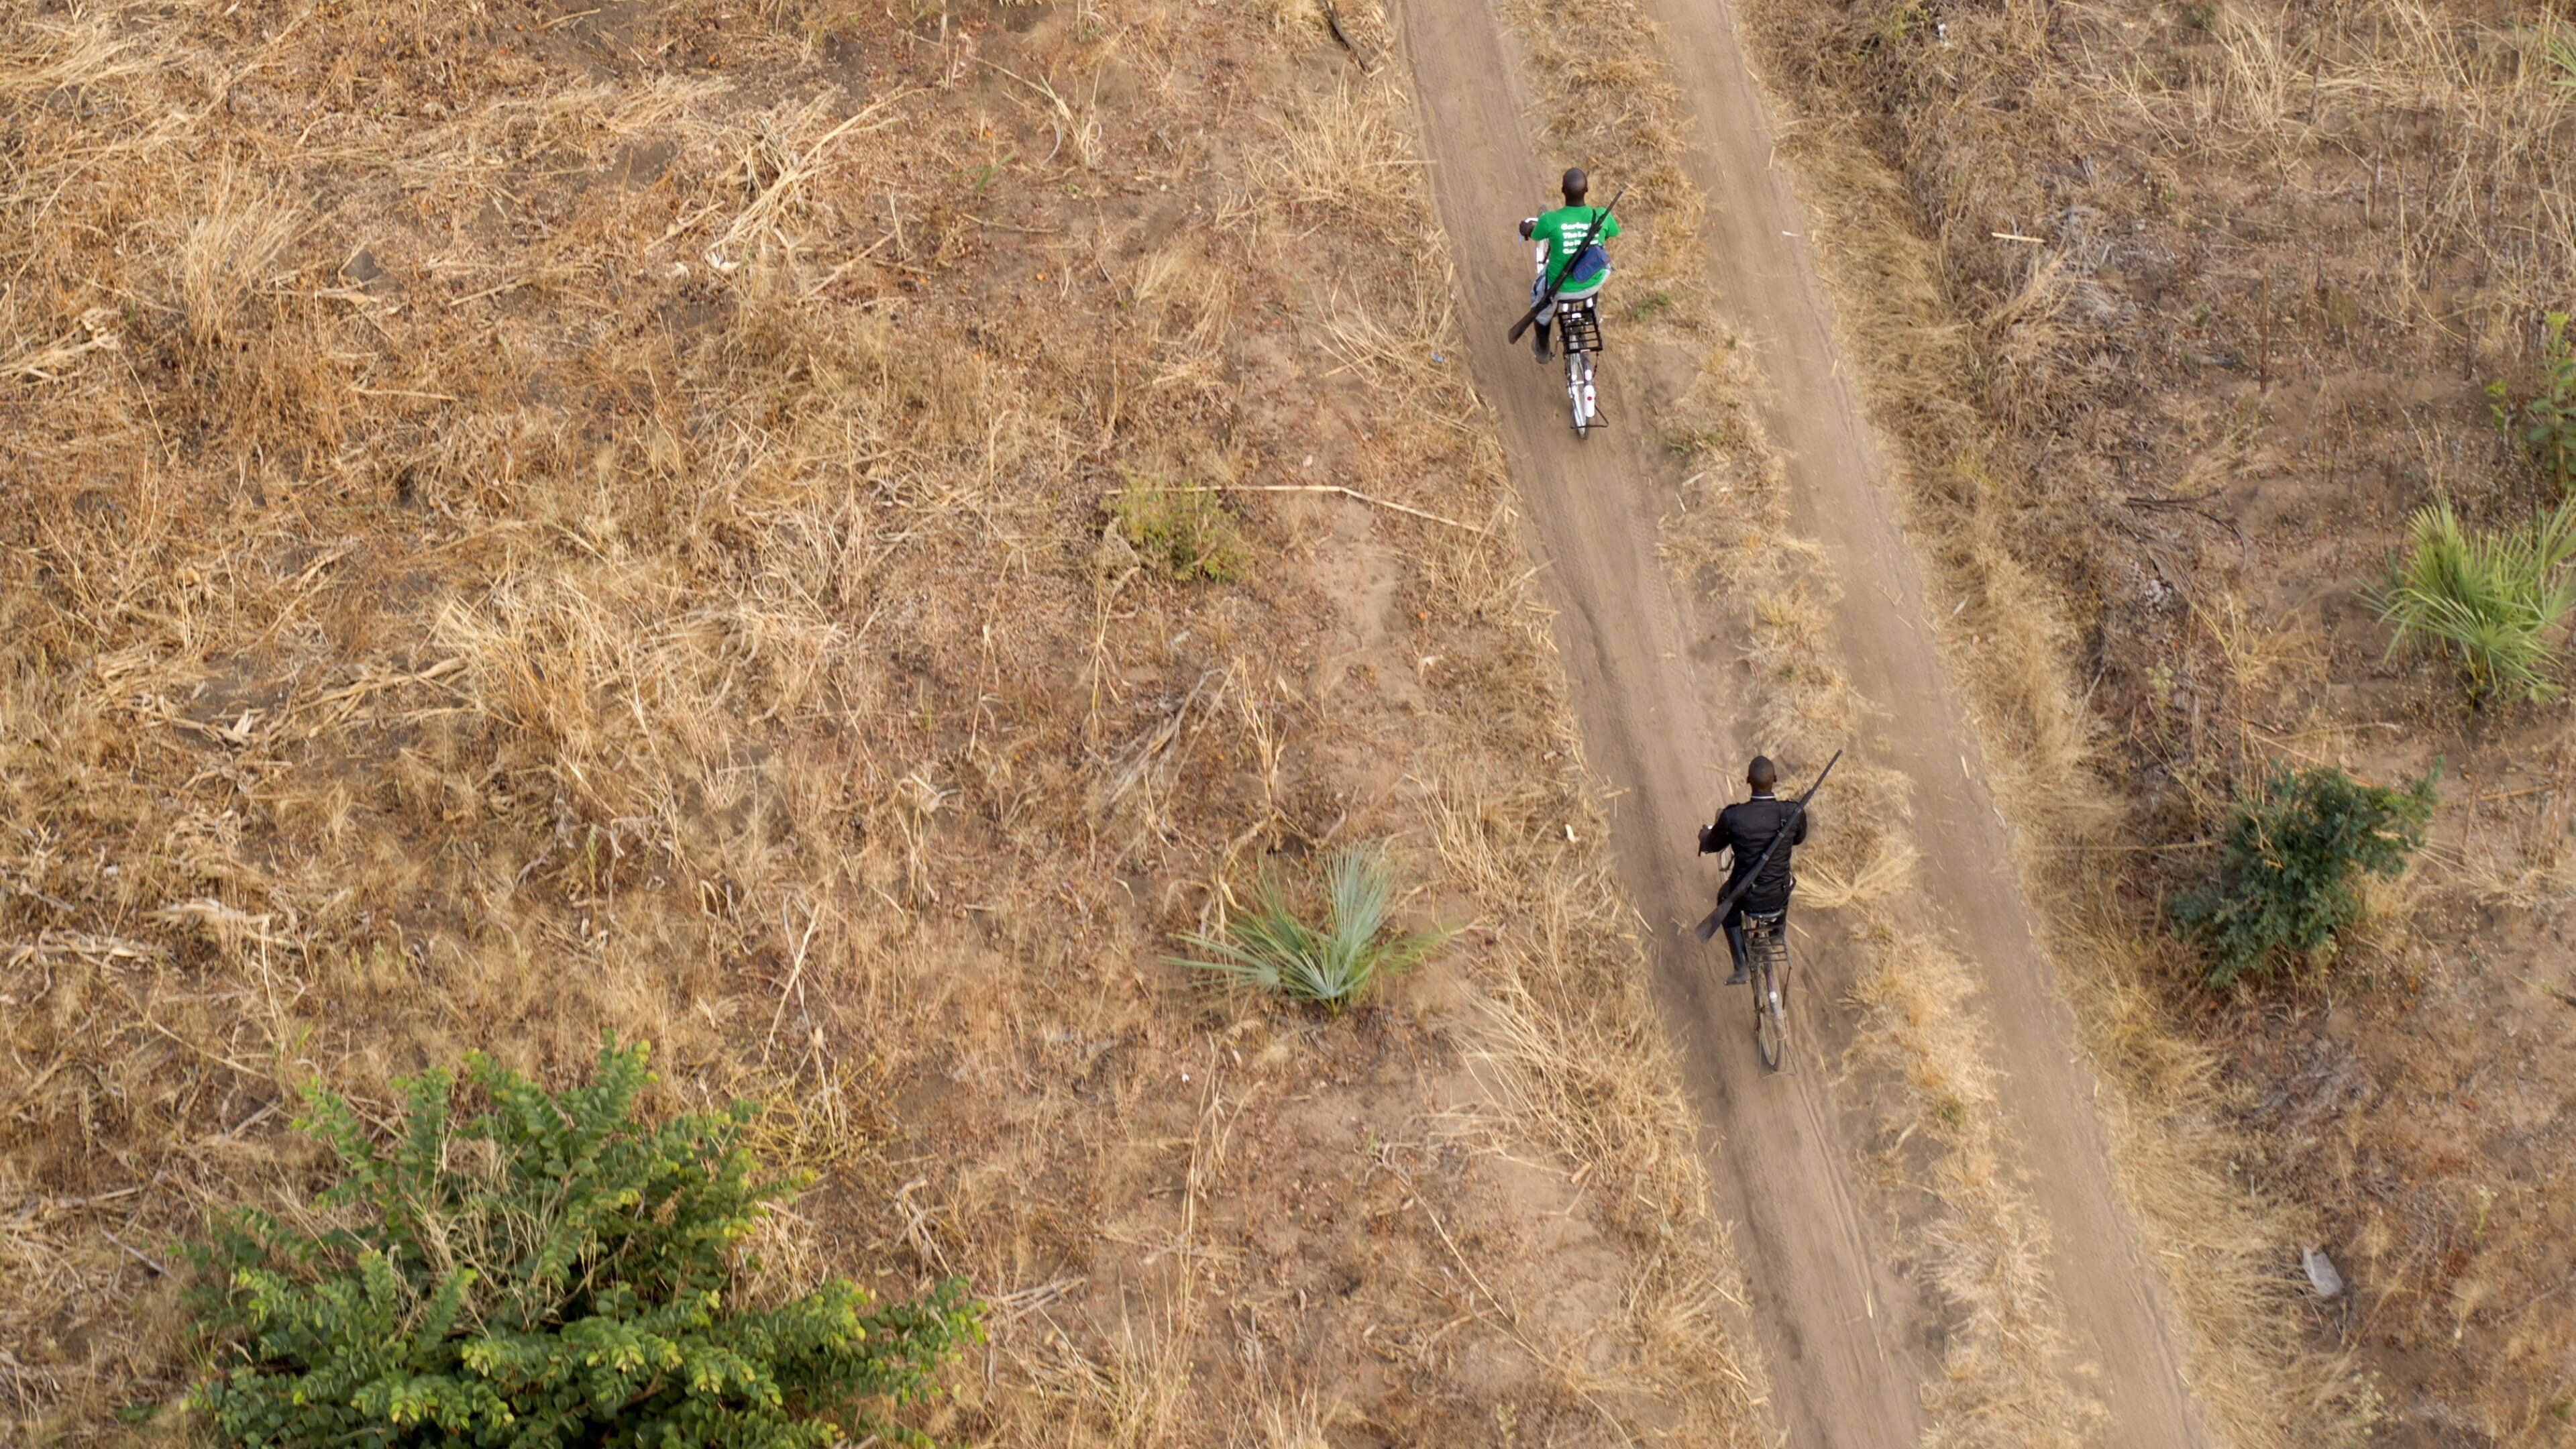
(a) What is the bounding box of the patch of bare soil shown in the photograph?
[0,0,1766,1442]
[1730,0,2576,1439]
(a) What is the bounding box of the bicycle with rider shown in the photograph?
[1698,756,1809,985]
[1521,166,1620,362]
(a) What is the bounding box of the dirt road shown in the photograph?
[1391,0,2216,1443]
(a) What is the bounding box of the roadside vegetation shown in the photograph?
[1735,0,2576,1433]
[2171,765,2436,987]
[0,0,1768,1442]
[191,1039,979,1449]
[1172,845,1448,1011]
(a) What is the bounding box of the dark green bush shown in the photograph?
[2171,765,2436,988]
[188,1040,979,1449]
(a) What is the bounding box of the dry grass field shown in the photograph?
[1735,0,2576,1440]
[0,0,1773,1442]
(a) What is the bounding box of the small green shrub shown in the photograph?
[1174,845,1448,1011]
[2551,25,2576,95]
[188,1039,980,1449]
[2372,496,2576,702]
[1107,480,1248,583]
[2171,765,2436,988]
[2488,310,2576,490]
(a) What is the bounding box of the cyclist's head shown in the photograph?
[1561,167,1589,205]
[1747,756,1778,792]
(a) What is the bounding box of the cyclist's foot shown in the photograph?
[1725,965,1748,985]
[1532,332,1552,362]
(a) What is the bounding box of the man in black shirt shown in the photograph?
[1698,756,1809,985]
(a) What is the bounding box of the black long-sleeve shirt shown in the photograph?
[1699,793,1809,912]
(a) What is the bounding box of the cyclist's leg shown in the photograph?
[1722,913,1750,985]
[1529,276,1552,358]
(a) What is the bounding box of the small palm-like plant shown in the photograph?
[1174,845,1448,1011]
[2373,496,2576,702]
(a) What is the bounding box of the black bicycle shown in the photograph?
[1695,750,1839,1075]
[1741,906,1791,1071]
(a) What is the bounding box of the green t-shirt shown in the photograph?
[1534,205,1621,292]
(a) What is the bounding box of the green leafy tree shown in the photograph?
[187,1039,980,1449]
[2171,765,2436,988]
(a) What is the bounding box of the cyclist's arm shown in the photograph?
[1699,808,1742,859]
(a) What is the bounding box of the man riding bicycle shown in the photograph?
[1519,166,1620,362]
[1698,756,1809,985]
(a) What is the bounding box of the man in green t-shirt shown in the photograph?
[1522,167,1621,361]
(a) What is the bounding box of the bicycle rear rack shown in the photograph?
[1555,299,1604,354]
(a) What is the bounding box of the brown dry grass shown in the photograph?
[0,0,1766,1442]
[1731,0,2576,1439]
[1847,929,2108,1448]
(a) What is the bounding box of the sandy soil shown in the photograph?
[1391,0,2217,1441]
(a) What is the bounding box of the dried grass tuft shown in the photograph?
[1426,769,1771,1448]
[1849,929,2107,1447]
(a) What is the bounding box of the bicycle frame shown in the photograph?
[1532,239,1604,438]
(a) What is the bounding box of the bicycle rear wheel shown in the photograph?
[1750,927,1789,1072]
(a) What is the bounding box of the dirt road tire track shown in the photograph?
[1390,0,2217,1443]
